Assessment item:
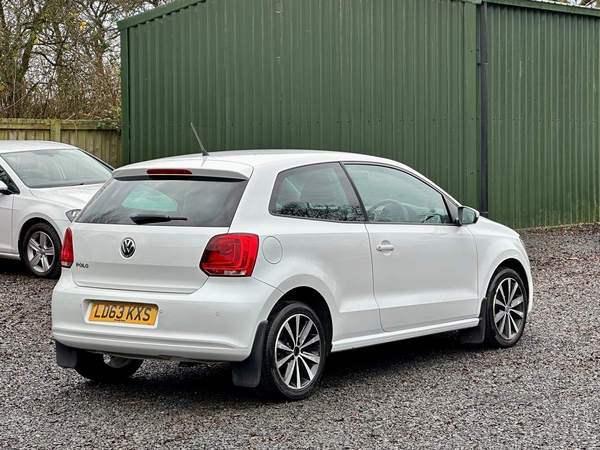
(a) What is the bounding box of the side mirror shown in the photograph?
[0,181,9,194]
[457,206,479,226]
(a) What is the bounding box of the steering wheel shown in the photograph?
[423,213,443,224]
[367,199,408,222]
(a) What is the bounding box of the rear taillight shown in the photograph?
[61,228,74,268]
[200,234,259,277]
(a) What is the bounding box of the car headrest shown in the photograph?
[16,153,39,170]
[300,171,340,205]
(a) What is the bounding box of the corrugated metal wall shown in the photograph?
[121,0,600,228]
[121,0,479,208]
[487,1,600,228]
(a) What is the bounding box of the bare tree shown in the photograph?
[544,0,600,9]
[0,0,172,121]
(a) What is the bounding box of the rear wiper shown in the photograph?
[129,213,188,224]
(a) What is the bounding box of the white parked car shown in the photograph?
[0,140,112,278]
[52,150,532,400]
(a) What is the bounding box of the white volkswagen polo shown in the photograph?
[0,141,112,278]
[52,150,532,400]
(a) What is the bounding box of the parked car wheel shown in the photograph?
[74,351,143,382]
[484,268,528,348]
[21,222,61,279]
[256,303,327,401]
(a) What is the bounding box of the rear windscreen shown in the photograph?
[77,176,248,227]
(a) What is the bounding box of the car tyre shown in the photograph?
[255,303,327,401]
[74,351,143,382]
[483,268,528,348]
[21,222,62,279]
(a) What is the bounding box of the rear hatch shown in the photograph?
[69,161,251,294]
[70,224,227,293]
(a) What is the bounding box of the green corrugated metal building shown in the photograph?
[118,0,600,229]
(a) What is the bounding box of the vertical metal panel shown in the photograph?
[488,3,600,228]
[120,29,131,166]
[122,0,479,207]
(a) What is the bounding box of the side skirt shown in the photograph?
[331,317,480,352]
[0,252,20,260]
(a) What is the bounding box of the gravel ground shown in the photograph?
[1,224,599,449]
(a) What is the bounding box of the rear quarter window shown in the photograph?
[269,163,363,222]
[77,176,247,227]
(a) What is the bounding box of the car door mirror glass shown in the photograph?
[457,206,479,225]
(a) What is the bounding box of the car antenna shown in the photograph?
[190,122,209,156]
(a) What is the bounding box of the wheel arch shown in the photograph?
[479,252,533,314]
[18,217,59,255]
[268,286,333,354]
[460,257,531,345]
[232,286,333,390]
[495,258,530,300]
[480,259,530,348]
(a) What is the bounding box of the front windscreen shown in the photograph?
[2,148,112,188]
[76,176,248,227]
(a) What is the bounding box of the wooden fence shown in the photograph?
[0,119,121,167]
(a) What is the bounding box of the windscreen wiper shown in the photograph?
[129,213,188,224]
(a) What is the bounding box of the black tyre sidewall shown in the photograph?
[484,268,528,348]
[259,303,327,401]
[74,350,143,382]
[21,222,62,279]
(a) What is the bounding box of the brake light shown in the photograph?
[146,168,192,175]
[61,228,74,268]
[200,234,259,276]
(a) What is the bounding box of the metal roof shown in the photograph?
[488,0,600,17]
[118,0,206,30]
[118,0,600,31]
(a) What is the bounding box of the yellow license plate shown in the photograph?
[88,302,158,326]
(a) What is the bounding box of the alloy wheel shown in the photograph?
[27,231,55,274]
[492,277,525,340]
[274,313,322,390]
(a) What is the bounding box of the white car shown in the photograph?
[52,150,532,400]
[0,141,112,278]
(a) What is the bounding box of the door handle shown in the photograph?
[376,244,395,252]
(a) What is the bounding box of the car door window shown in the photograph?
[345,164,450,224]
[269,163,363,222]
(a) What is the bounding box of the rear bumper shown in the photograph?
[52,271,280,362]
